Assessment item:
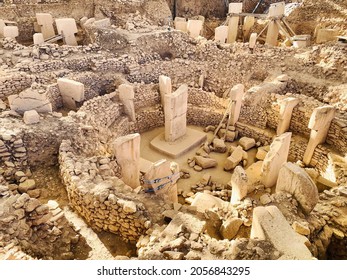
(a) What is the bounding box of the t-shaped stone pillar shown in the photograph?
[227,3,243,43]
[276,97,299,136]
[113,133,141,189]
[164,84,188,142]
[36,13,55,40]
[57,78,85,110]
[265,2,285,46]
[187,20,203,38]
[303,106,335,165]
[229,84,244,126]
[215,25,228,43]
[261,132,292,188]
[144,159,179,204]
[118,84,136,122]
[55,18,78,46]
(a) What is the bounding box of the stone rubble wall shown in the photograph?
[59,140,152,243]
[0,130,28,181]
[0,182,80,260]
[0,72,34,101]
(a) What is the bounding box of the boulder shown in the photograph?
[220,217,243,240]
[8,89,52,114]
[23,110,40,124]
[191,192,226,213]
[239,137,256,150]
[218,129,237,142]
[224,146,243,171]
[18,179,36,193]
[212,138,227,153]
[251,206,312,260]
[194,156,218,169]
[276,162,318,214]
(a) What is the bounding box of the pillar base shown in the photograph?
[150,127,207,158]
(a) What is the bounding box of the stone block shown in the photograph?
[230,166,248,203]
[23,110,40,125]
[239,137,255,150]
[215,25,228,43]
[224,146,243,171]
[33,33,45,45]
[187,20,203,38]
[191,192,225,213]
[316,29,339,44]
[3,26,18,38]
[8,89,52,114]
[251,205,312,259]
[276,162,318,214]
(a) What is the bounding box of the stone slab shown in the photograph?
[150,127,207,158]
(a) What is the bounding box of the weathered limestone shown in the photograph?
[229,84,244,125]
[276,162,319,214]
[8,89,52,114]
[194,156,217,169]
[187,20,203,38]
[243,16,255,40]
[36,13,55,39]
[143,159,179,203]
[174,17,187,32]
[164,84,188,142]
[276,97,299,136]
[57,78,85,110]
[261,132,292,188]
[220,217,243,240]
[93,18,111,28]
[265,20,279,46]
[303,106,335,165]
[230,166,248,204]
[112,133,141,189]
[251,205,312,259]
[268,2,285,17]
[118,84,136,121]
[33,33,44,45]
[3,26,18,38]
[55,18,78,46]
[215,25,228,43]
[224,146,243,171]
[191,192,225,213]
[239,137,256,151]
[23,110,40,125]
[249,32,257,49]
[316,29,339,44]
[159,75,172,106]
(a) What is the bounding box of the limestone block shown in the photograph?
[276,162,318,214]
[292,221,310,236]
[93,18,111,28]
[164,84,188,142]
[112,133,140,189]
[33,33,44,45]
[220,217,243,240]
[251,205,312,259]
[256,146,269,160]
[215,25,228,43]
[224,146,243,171]
[191,192,225,213]
[249,32,257,48]
[187,20,203,38]
[303,106,335,165]
[174,17,187,32]
[230,166,248,203]
[8,89,52,114]
[212,138,227,153]
[163,212,206,237]
[144,159,179,204]
[194,156,217,169]
[277,97,299,136]
[159,75,172,105]
[261,132,292,188]
[3,26,18,38]
[316,29,339,44]
[55,18,78,46]
[239,137,255,151]
[118,84,136,121]
[23,110,40,125]
[36,13,55,39]
[228,3,243,14]
[57,78,85,109]
[268,2,285,17]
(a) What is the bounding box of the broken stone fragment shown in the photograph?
[212,138,227,153]
[194,156,217,169]
[224,146,243,171]
[230,166,248,204]
[191,192,226,213]
[23,110,40,125]
[292,221,310,236]
[239,137,256,151]
[18,179,36,194]
[220,217,243,240]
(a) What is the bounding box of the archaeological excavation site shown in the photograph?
[0,0,346,261]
